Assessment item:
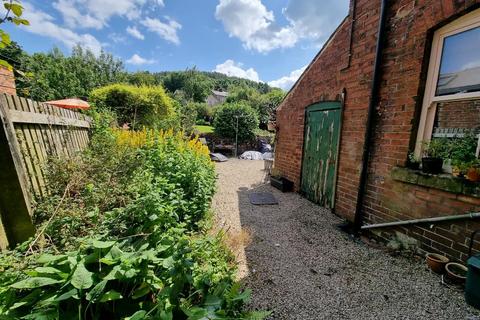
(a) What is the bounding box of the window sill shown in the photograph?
[391,167,480,198]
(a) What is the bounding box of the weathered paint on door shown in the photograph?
[301,102,342,208]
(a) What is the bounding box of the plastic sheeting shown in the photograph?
[240,151,273,160]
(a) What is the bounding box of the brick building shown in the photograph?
[275,0,480,262]
[0,67,16,95]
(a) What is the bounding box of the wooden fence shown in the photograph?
[0,94,91,248]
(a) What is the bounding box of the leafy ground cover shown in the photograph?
[0,123,268,319]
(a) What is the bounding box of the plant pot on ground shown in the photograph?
[445,262,468,285]
[270,176,293,192]
[426,253,449,274]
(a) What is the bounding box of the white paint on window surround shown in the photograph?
[415,8,480,157]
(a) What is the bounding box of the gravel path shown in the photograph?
[212,159,480,320]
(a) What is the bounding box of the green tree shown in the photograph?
[195,102,214,123]
[226,86,284,128]
[3,44,125,100]
[162,68,213,102]
[0,0,29,69]
[90,84,176,130]
[213,102,259,143]
[256,89,285,126]
[127,71,158,86]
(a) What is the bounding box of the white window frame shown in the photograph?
[415,9,480,157]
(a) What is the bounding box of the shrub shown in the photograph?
[213,102,259,143]
[195,119,211,126]
[195,103,214,123]
[0,128,267,319]
[89,84,177,130]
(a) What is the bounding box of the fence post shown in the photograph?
[0,95,35,247]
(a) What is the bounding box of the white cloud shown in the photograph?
[268,65,307,90]
[21,3,102,54]
[215,0,297,53]
[141,17,182,45]
[126,26,145,40]
[283,0,349,43]
[126,54,156,65]
[53,0,166,30]
[214,59,260,82]
[109,33,127,44]
[215,0,349,53]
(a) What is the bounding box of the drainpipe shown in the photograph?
[353,0,389,232]
[361,212,480,230]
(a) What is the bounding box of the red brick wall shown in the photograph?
[276,0,480,262]
[276,0,382,221]
[436,100,480,130]
[0,67,16,95]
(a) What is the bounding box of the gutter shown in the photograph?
[361,212,480,230]
[353,0,389,232]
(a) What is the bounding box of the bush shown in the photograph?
[0,128,267,319]
[196,119,211,126]
[89,84,177,130]
[195,103,214,123]
[213,102,259,143]
[176,100,198,133]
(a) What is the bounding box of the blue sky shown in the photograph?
[6,0,349,90]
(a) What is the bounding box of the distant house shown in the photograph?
[206,90,228,106]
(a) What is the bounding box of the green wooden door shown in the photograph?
[301,102,342,208]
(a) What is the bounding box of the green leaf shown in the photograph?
[243,311,272,320]
[37,254,67,264]
[162,256,174,269]
[86,280,107,301]
[0,59,11,71]
[34,267,62,274]
[71,263,93,290]
[10,277,62,289]
[203,295,222,309]
[11,17,29,25]
[99,290,122,302]
[9,3,23,17]
[132,283,151,299]
[55,288,78,302]
[125,310,147,320]
[182,306,208,319]
[91,239,116,249]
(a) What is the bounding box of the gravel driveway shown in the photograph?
[212,159,480,320]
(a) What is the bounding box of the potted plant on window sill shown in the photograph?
[450,133,479,182]
[407,152,420,170]
[466,160,480,182]
[421,138,449,174]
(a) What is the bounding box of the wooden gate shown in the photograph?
[301,102,342,208]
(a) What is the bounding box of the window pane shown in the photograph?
[436,26,480,96]
[433,99,480,137]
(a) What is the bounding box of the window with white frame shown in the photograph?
[415,9,480,158]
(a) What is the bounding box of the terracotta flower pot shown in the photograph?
[426,253,449,274]
[466,167,480,182]
[445,262,468,284]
